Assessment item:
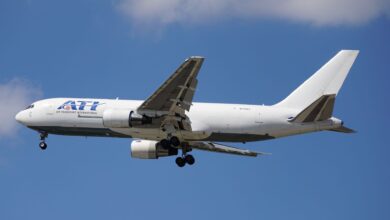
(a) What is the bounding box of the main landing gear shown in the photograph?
[158,136,196,168]
[175,154,195,168]
[175,142,195,167]
[39,132,48,150]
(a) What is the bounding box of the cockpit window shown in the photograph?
[25,104,34,109]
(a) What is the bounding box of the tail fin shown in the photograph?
[275,50,359,110]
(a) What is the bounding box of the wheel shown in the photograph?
[175,157,186,167]
[184,154,195,165]
[39,142,47,150]
[160,139,171,149]
[170,136,180,147]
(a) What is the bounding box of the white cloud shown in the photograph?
[117,0,390,28]
[0,79,42,138]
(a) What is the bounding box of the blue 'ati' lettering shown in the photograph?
[58,100,101,111]
[77,101,91,110]
[90,101,100,111]
[57,100,77,110]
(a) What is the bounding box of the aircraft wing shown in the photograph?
[190,142,270,157]
[137,57,204,117]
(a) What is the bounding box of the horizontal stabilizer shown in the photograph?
[290,94,335,123]
[329,126,356,133]
[190,142,270,157]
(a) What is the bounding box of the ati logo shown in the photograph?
[57,100,102,111]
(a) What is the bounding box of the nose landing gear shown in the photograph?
[39,132,48,150]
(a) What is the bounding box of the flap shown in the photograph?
[190,142,271,157]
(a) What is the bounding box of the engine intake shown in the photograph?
[131,140,178,159]
[102,109,152,128]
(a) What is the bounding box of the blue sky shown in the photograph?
[1,0,389,219]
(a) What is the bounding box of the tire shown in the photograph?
[185,154,195,165]
[170,136,180,147]
[160,139,171,149]
[39,142,47,150]
[175,157,185,167]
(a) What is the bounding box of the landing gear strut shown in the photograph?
[39,132,48,150]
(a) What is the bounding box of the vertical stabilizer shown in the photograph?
[275,50,359,110]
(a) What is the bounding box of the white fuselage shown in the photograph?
[15,98,342,143]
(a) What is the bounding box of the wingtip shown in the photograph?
[340,49,360,56]
[187,56,205,61]
[256,152,272,156]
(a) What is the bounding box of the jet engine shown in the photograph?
[102,109,152,128]
[131,139,178,159]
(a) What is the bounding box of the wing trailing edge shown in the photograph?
[190,142,270,157]
[329,125,356,133]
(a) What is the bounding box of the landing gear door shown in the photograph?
[46,104,55,116]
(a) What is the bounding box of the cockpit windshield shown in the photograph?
[25,104,34,109]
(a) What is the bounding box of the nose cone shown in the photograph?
[15,111,27,124]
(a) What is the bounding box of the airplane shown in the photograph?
[15,50,359,167]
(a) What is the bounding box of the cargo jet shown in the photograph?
[15,50,359,167]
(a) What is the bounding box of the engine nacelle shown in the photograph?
[131,140,178,159]
[102,109,152,128]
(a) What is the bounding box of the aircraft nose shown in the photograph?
[15,111,27,124]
